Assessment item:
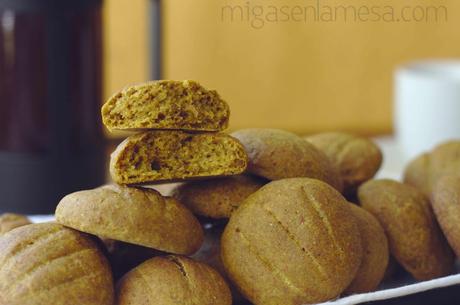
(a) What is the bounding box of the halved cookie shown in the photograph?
[110,131,248,185]
[56,185,203,255]
[102,80,230,131]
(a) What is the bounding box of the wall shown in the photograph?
[104,0,460,135]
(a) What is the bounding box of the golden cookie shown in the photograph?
[358,179,454,280]
[171,175,267,218]
[0,213,30,236]
[192,222,246,303]
[432,175,460,257]
[0,223,113,305]
[102,80,230,131]
[110,131,248,185]
[56,184,203,255]
[306,132,382,194]
[403,152,431,197]
[116,256,232,305]
[345,204,389,294]
[221,178,362,305]
[100,238,162,280]
[231,129,343,192]
[404,141,460,197]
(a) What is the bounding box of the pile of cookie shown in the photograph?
[1,80,460,305]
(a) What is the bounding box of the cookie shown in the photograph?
[345,204,389,294]
[56,184,203,255]
[306,132,382,194]
[404,141,460,197]
[116,256,232,305]
[100,238,162,280]
[358,179,454,280]
[0,213,30,236]
[192,222,246,303]
[102,80,230,131]
[0,223,113,305]
[432,175,460,257]
[110,131,248,185]
[221,178,362,305]
[403,152,431,197]
[231,129,343,192]
[428,141,460,190]
[171,175,267,219]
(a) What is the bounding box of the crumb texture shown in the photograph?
[110,131,248,184]
[0,223,114,305]
[102,80,230,131]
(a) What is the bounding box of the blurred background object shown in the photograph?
[103,0,460,137]
[395,61,460,162]
[0,0,104,213]
[2,0,460,213]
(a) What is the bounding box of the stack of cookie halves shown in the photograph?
[56,80,249,305]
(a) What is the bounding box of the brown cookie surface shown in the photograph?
[0,213,31,236]
[56,184,203,255]
[306,132,382,194]
[231,129,343,192]
[110,131,248,185]
[432,175,460,257]
[345,203,389,294]
[171,175,267,219]
[0,223,113,305]
[116,256,232,305]
[358,179,454,280]
[404,141,460,197]
[102,80,230,131]
[403,152,431,197]
[221,178,362,305]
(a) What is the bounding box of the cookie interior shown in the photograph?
[102,80,230,131]
[111,132,247,184]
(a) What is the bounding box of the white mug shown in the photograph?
[394,60,460,162]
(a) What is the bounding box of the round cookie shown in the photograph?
[305,132,382,194]
[100,238,162,280]
[56,184,203,255]
[192,222,246,303]
[345,204,389,294]
[231,128,343,192]
[221,178,362,305]
[0,213,30,236]
[0,223,113,305]
[403,152,431,197]
[432,175,460,257]
[171,175,267,218]
[404,141,460,197]
[358,179,454,280]
[428,141,460,190]
[116,256,232,305]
